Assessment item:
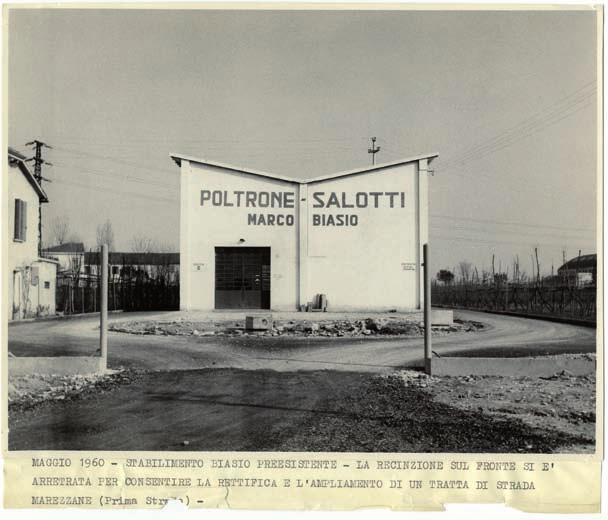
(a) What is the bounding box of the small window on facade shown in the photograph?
[44,281,50,289]
[13,198,27,241]
[112,266,119,275]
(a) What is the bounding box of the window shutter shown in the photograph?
[20,200,27,241]
[14,199,20,240]
[14,199,28,241]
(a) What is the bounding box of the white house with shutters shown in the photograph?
[7,147,58,320]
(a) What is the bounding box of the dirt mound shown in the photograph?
[110,317,482,338]
[9,370,142,413]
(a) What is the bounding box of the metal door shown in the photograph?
[215,247,271,309]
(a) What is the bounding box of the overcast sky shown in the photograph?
[8,7,599,276]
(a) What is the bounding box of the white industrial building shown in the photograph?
[171,152,436,312]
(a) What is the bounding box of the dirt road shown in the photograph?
[8,368,592,452]
[9,310,596,372]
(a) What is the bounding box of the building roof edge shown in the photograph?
[301,154,439,184]
[169,154,299,184]
[169,152,439,185]
[8,148,49,202]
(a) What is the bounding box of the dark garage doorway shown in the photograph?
[215,247,271,309]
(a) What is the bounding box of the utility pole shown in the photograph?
[100,243,108,371]
[423,243,431,375]
[25,140,52,256]
[367,137,381,165]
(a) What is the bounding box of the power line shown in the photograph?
[377,80,596,183]
[429,213,594,233]
[442,96,595,174]
[431,233,595,248]
[51,161,177,190]
[51,146,174,176]
[50,177,177,205]
[379,97,595,200]
[430,225,596,244]
[442,81,596,168]
[49,135,371,145]
[430,226,596,245]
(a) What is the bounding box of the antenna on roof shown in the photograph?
[368,137,381,166]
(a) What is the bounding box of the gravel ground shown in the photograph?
[425,369,596,453]
[280,366,595,453]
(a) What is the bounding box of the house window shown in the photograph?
[14,199,27,241]
[44,281,50,289]
[111,266,119,275]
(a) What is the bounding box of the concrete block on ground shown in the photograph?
[432,356,595,378]
[245,315,272,331]
[9,356,105,376]
[431,309,453,325]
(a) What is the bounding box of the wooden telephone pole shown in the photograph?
[25,140,52,255]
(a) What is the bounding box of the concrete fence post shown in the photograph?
[100,244,108,371]
[423,243,432,375]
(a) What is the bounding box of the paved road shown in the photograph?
[9,310,596,373]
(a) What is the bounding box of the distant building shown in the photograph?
[8,147,58,319]
[83,252,179,284]
[42,242,86,274]
[557,253,596,286]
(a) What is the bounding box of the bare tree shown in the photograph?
[458,261,473,283]
[153,241,177,281]
[49,216,70,246]
[96,220,115,251]
[130,233,155,253]
[68,251,83,314]
[155,241,176,253]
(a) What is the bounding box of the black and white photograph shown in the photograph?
[5,4,600,463]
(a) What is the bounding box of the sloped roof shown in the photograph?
[170,153,438,185]
[44,242,85,253]
[8,147,49,202]
[558,253,596,272]
[9,147,26,160]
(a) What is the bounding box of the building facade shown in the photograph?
[8,148,58,320]
[172,153,436,312]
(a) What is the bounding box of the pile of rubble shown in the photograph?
[425,367,596,451]
[9,370,140,412]
[110,317,483,338]
[392,370,438,388]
